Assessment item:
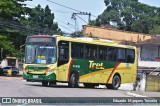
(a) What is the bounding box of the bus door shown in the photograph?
[57,41,70,81]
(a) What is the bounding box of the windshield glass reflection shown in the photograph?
[25,45,56,64]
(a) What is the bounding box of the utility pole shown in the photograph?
[71,12,91,26]
[71,13,77,32]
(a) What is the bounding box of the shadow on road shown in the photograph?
[25,83,108,90]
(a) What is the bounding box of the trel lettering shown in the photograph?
[89,61,104,69]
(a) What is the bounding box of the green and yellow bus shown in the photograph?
[23,35,137,90]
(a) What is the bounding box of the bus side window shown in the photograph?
[104,47,108,60]
[71,43,77,57]
[126,49,135,63]
[72,43,84,58]
[117,48,126,62]
[91,45,97,59]
[58,41,69,66]
[80,45,84,58]
[85,44,91,59]
[84,44,97,59]
[108,47,117,62]
[98,46,106,60]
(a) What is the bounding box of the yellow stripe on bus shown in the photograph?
[80,68,113,79]
[80,67,131,79]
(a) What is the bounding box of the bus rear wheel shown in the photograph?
[49,81,56,86]
[42,81,48,87]
[106,75,121,90]
[83,83,96,88]
[68,73,79,88]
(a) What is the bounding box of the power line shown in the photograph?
[24,2,77,32]
[55,18,78,31]
[46,0,81,13]
[58,23,74,32]
[54,10,72,13]
[75,14,88,24]
[26,1,98,18]
[25,2,96,32]
[46,0,98,18]
[26,3,73,14]
[0,17,58,35]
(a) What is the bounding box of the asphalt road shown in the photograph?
[0,76,159,97]
[0,77,131,97]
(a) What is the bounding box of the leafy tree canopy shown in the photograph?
[0,0,61,60]
[92,0,160,35]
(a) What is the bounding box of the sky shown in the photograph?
[25,0,160,33]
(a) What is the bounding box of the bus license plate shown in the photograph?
[33,75,38,78]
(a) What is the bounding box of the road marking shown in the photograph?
[127,92,147,97]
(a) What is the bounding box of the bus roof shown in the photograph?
[27,35,136,49]
[55,35,136,49]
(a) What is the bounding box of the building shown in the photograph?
[83,25,151,43]
[137,36,160,71]
[0,57,18,68]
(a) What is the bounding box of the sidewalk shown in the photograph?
[0,71,23,80]
[119,83,160,97]
[129,91,160,97]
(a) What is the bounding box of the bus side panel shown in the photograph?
[56,61,70,82]
[70,59,118,84]
[107,63,137,84]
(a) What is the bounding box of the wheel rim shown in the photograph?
[113,77,120,88]
[72,75,75,86]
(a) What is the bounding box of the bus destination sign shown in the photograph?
[27,37,54,43]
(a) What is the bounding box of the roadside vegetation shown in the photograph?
[91,0,160,35]
[0,0,62,60]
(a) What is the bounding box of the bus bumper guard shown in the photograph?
[23,71,56,82]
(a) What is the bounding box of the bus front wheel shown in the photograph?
[49,81,57,86]
[42,81,48,87]
[68,73,79,88]
[106,75,121,90]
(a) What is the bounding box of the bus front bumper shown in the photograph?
[23,71,56,82]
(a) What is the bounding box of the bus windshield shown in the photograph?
[25,44,56,64]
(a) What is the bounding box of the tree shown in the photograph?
[149,25,160,35]
[0,1,61,60]
[21,5,60,34]
[0,0,31,20]
[93,0,160,34]
[0,0,32,60]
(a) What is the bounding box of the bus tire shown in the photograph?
[49,81,56,86]
[106,84,113,89]
[83,83,96,88]
[42,81,48,87]
[112,75,121,90]
[68,73,79,88]
[106,75,121,90]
